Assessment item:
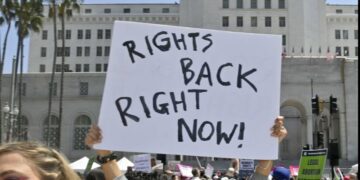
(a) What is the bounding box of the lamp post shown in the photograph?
[2,102,19,142]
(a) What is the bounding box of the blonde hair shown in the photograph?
[0,141,80,180]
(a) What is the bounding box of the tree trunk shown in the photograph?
[47,0,58,147]
[0,21,12,143]
[58,15,65,149]
[18,39,24,141]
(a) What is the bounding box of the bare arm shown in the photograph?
[85,125,124,180]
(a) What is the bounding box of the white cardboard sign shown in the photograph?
[133,154,151,173]
[96,21,282,159]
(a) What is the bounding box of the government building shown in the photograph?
[1,0,358,165]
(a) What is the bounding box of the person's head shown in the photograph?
[231,159,240,172]
[151,157,157,167]
[192,168,200,177]
[272,166,291,180]
[0,141,80,180]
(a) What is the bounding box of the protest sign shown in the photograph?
[289,165,299,177]
[133,154,151,173]
[177,164,193,177]
[205,163,214,178]
[298,149,327,180]
[239,159,254,178]
[96,21,282,159]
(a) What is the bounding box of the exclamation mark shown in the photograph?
[238,122,245,148]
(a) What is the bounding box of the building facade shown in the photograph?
[2,0,357,162]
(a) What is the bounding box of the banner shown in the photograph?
[298,149,327,180]
[96,21,282,159]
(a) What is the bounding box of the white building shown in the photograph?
[3,0,356,163]
[28,0,358,73]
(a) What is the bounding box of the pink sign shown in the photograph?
[289,165,299,176]
[177,164,193,178]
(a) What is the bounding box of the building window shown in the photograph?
[237,0,243,8]
[343,47,349,56]
[251,16,257,27]
[223,0,229,8]
[83,64,89,72]
[335,46,342,56]
[123,8,131,13]
[43,115,60,149]
[85,8,92,14]
[282,35,286,45]
[143,8,150,13]
[77,29,83,39]
[49,82,57,96]
[355,47,358,56]
[16,116,28,141]
[55,64,61,72]
[75,64,81,72]
[76,47,82,56]
[96,46,102,56]
[342,30,348,39]
[84,46,90,56]
[162,8,170,13]
[104,8,111,14]
[265,0,271,9]
[65,30,71,39]
[251,0,257,9]
[335,9,343,14]
[80,82,89,95]
[97,29,103,39]
[41,47,46,57]
[104,64,108,72]
[18,83,26,96]
[65,47,70,57]
[236,16,243,27]
[222,16,229,27]
[73,115,91,150]
[335,30,341,39]
[42,30,48,40]
[57,30,63,40]
[56,47,62,57]
[105,29,111,39]
[96,64,102,72]
[279,16,286,27]
[265,16,272,27]
[105,46,110,56]
[85,29,91,39]
[278,0,285,9]
[354,30,358,39]
[40,64,45,72]
[63,64,70,72]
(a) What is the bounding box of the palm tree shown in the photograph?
[0,0,15,143]
[57,0,80,145]
[13,0,43,141]
[46,0,58,147]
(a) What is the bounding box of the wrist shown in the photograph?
[96,152,118,165]
[96,150,112,156]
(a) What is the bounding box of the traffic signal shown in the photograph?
[317,132,324,148]
[329,95,338,114]
[311,95,320,115]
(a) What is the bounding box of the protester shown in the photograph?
[271,166,291,180]
[191,167,201,180]
[85,116,286,180]
[0,141,80,180]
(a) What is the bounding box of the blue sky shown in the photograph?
[0,0,358,73]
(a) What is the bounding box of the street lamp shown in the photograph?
[2,102,19,142]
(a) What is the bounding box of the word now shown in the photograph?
[178,119,246,148]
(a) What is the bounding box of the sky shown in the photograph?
[0,0,358,73]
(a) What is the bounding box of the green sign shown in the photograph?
[84,156,96,176]
[298,149,327,180]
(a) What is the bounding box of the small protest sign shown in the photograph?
[298,149,327,180]
[205,163,214,178]
[289,165,299,177]
[96,21,282,159]
[133,154,151,173]
[239,159,254,178]
[177,164,193,177]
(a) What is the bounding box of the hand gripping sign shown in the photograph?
[96,21,282,160]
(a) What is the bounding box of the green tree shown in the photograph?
[13,0,43,141]
[0,0,15,143]
[57,0,80,145]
